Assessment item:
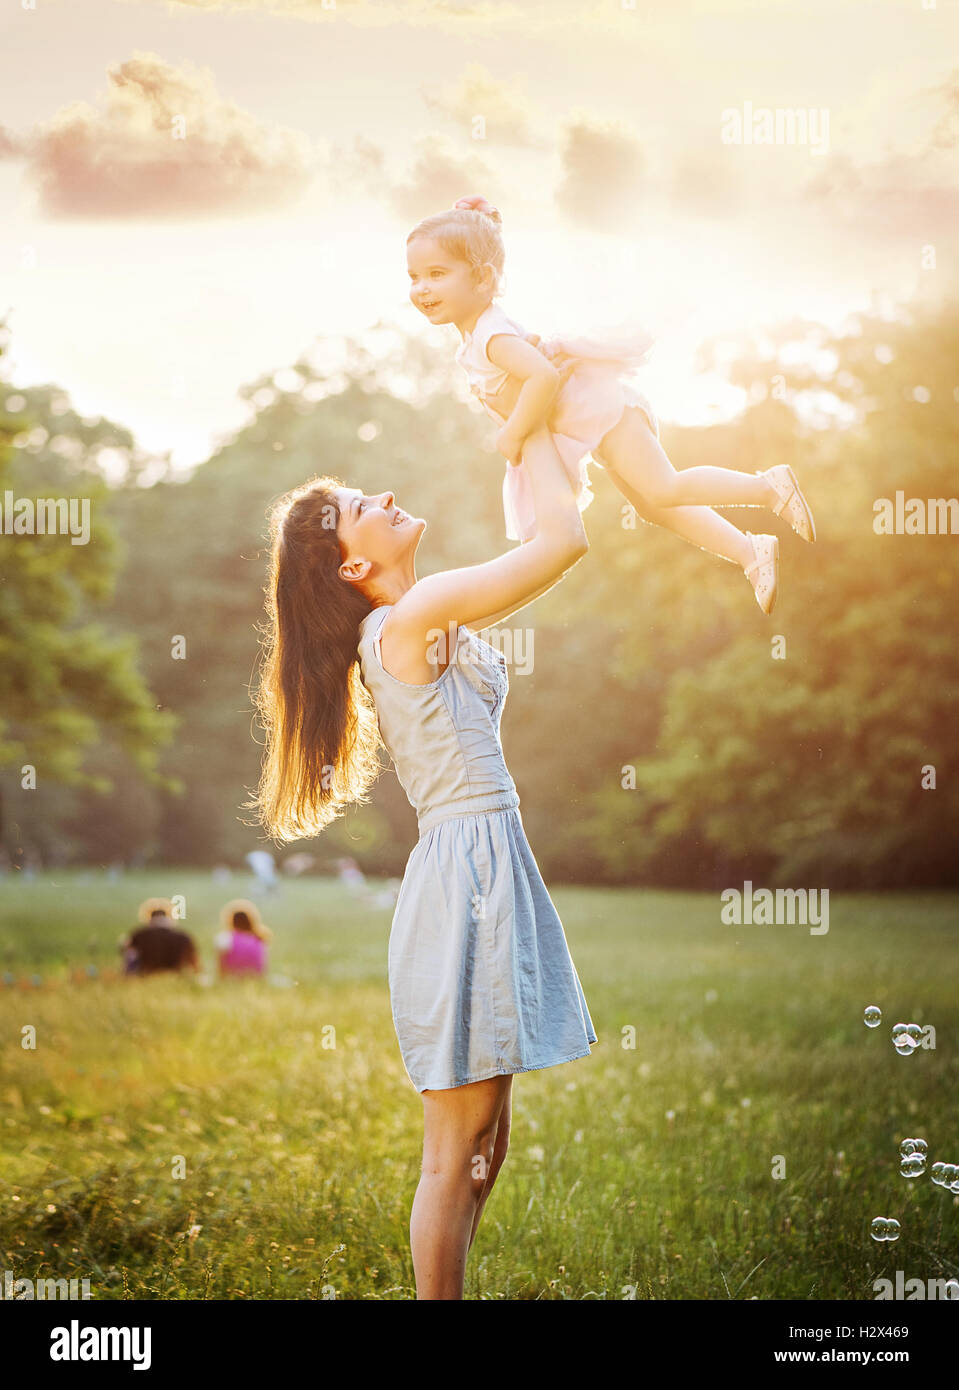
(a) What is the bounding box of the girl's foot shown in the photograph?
[744,532,780,614]
[760,465,816,541]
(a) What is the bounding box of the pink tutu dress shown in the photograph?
[455,302,659,542]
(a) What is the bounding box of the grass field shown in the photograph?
[0,870,956,1300]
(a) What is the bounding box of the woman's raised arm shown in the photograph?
[387,427,588,648]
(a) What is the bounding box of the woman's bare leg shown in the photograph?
[598,407,778,510]
[411,1074,512,1300]
[468,1077,512,1250]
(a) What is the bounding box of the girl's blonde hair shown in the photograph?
[406,206,505,297]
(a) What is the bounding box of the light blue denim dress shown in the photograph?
[357,604,597,1093]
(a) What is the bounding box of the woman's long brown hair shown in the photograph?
[245,475,382,844]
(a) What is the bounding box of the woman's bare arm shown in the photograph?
[383,427,587,676]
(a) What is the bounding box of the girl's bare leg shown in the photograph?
[411,1074,512,1300]
[598,407,778,510]
[600,458,755,569]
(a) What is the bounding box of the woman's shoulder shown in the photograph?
[357,603,391,660]
[358,598,463,690]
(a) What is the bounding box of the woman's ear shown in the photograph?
[338,555,372,586]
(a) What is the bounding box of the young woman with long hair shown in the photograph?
[247,426,596,1299]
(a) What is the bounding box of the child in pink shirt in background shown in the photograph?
[215,899,272,978]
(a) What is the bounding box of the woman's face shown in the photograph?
[335,487,425,585]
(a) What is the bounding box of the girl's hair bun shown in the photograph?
[453,194,502,224]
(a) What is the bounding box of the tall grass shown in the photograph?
[0,871,956,1299]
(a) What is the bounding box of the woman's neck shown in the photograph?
[370,561,418,608]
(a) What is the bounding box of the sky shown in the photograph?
[0,0,957,470]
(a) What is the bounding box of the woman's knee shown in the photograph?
[421,1079,510,1183]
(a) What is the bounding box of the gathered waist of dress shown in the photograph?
[417,791,521,835]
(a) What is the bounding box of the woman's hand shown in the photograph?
[495,425,525,466]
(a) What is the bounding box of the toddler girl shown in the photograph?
[406,195,816,614]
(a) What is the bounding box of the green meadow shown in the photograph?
[0,871,956,1300]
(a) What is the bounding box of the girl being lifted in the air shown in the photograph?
[406,194,816,614]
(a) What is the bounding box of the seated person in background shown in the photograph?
[121,898,199,976]
[215,899,272,978]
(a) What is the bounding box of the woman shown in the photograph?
[248,427,597,1299]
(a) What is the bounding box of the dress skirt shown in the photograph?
[388,807,597,1092]
[503,351,660,544]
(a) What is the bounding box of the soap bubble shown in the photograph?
[870,1216,900,1241]
[900,1139,917,1156]
[864,1005,882,1028]
[891,1021,922,1055]
[911,1138,928,1155]
[932,1163,959,1191]
[900,1154,925,1178]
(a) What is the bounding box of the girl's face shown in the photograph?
[407,236,490,327]
[335,487,425,586]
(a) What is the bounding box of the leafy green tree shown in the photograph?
[0,323,180,864]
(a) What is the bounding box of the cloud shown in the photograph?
[25,51,315,220]
[929,71,959,151]
[805,151,959,244]
[327,134,388,197]
[803,81,959,245]
[116,0,865,33]
[669,150,743,219]
[555,114,647,232]
[421,62,540,146]
[114,0,636,34]
[0,126,24,159]
[386,133,497,225]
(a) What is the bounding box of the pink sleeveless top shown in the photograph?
[220,930,267,975]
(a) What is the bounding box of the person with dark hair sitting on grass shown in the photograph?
[121,898,199,977]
